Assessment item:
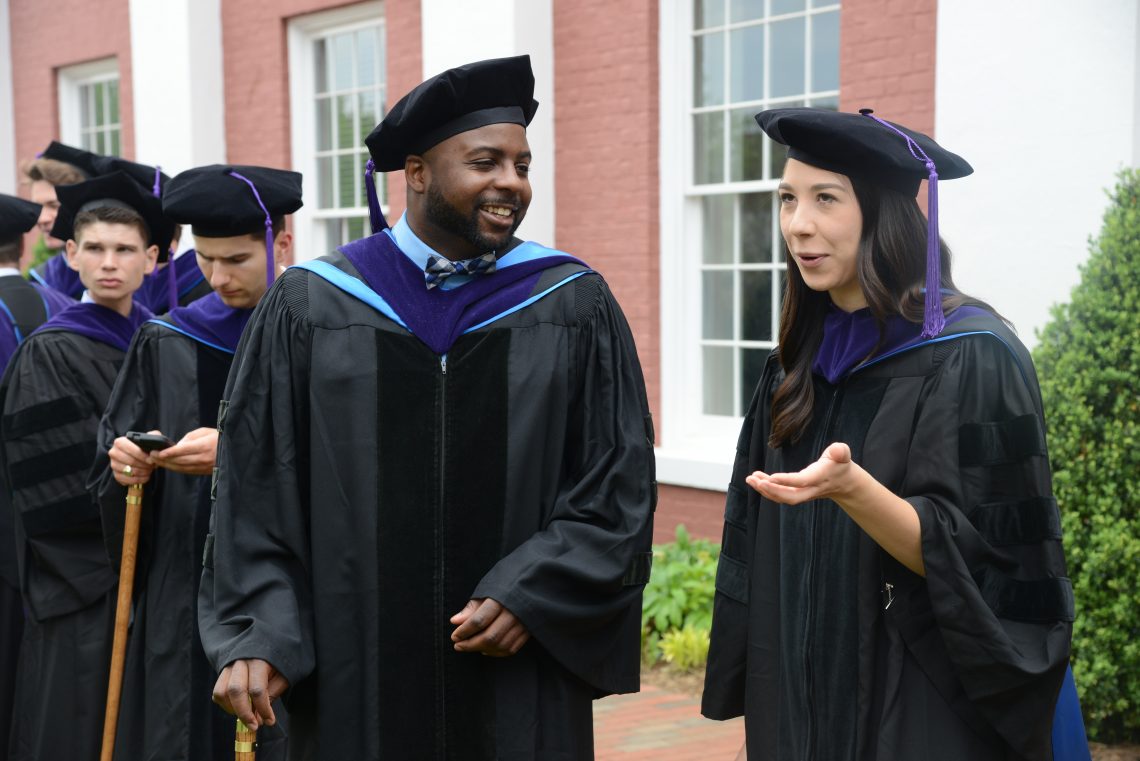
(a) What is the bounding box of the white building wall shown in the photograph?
[0,0,17,194]
[419,0,555,248]
[935,1,1140,346]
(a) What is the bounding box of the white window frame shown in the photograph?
[658,0,840,490]
[288,1,385,263]
[57,57,121,153]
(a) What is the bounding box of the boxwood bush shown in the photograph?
[1033,169,1140,742]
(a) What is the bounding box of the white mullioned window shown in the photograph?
[659,0,840,487]
[58,58,122,156]
[289,2,386,260]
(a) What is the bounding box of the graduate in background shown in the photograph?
[89,164,300,761]
[201,56,656,759]
[0,193,75,759]
[0,171,168,760]
[701,109,1074,760]
[26,142,210,309]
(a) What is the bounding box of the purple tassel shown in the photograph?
[152,165,163,199]
[365,159,389,234]
[153,165,179,313]
[861,111,945,338]
[228,171,276,288]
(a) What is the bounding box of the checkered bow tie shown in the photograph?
[424,253,498,290]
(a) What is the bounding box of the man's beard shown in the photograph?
[424,184,522,256]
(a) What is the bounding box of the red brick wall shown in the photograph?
[8,0,135,184]
[381,0,420,221]
[839,0,937,135]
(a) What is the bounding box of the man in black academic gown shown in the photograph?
[0,193,75,758]
[0,172,167,760]
[89,165,301,761]
[201,55,656,760]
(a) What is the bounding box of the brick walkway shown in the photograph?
[594,684,744,760]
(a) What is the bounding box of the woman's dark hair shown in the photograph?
[769,174,999,447]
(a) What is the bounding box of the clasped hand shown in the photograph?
[108,426,219,486]
[450,598,530,657]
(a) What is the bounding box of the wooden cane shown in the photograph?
[235,717,257,760]
[98,482,144,761]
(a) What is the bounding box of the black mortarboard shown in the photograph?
[755,108,972,196]
[0,194,41,245]
[163,164,303,288]
[91,155,171,197]
[39,141,101,179]
[757,108,973,339]
[365,55,538,172]
[50,171,175,254]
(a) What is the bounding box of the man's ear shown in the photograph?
[273,230,293,270]
[65,239,80,271]
[404,155,428,194]
[144,244,160,275]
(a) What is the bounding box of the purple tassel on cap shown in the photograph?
[860,109,945,338]
[153,165,179,313]
[364,159,389,234]
[227,171,277,288]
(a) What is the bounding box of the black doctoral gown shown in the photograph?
[702,311,1073,761]
[0,329,127,760]
[89,320,287,761]
[198,248,656,760]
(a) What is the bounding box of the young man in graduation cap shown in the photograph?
[26,142,210,309]
[88,164,300,761]
[0,192,75,759]
[0,170,167,760]
[201,55,656,759]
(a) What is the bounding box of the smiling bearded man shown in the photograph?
[199,55,657,760]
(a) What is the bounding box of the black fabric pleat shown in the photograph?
[959,413,1047,466]
[20,494,99,537]
[974,567,1075,623]
[2,396,86,438]
[969,496,1063,546]
[9,440,97,490]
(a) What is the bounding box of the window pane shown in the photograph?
[109,129,121,157]
[770,0,806,14]
[337,153,357,208]
[358,91,380,143]
[336,94,355,150]
[694,32,725,107]
[811,11,840,92]
[108,80,120,123]
[694,0,725,29]
[331,32,353,91]
[808,95,839,110]
[94,131,106,154]
[347,215,366,242]
[316,97,332,151]
[80,85,91,128]
[702,270,734,340]
[740,348,767,414]
[93,82,106,125]
[314,39,328,94]
[729,25,764,103]
[702,194,734,264]
[741,270,773,341]
[358,150,371,207]
[318,156,334,208]
[770,16,805,97]
[740,192,773,263]
[356,28,378,87]
[729,0,764,22]
[703,346,734,416]
[729,108,763,182]
[693,111,725,185]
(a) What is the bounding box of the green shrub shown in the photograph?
[641,524,719,665]
[660,625,712,671]
[1034,168,1140,742]
[23,234,54,275]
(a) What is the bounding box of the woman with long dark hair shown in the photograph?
[701,109,1077,760]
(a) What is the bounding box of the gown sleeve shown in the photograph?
[89,326,160,576]
[470,277,657,695]
[701,350,777,720]
[895,332,1072,760]
[196,278,315,686]
[0,333,118,621]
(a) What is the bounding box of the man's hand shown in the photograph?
[108,433,157,486]
[150,427,218,476]
[212,659,289,731]
[450,598,530,657]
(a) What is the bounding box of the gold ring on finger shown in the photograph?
[123,464,133,476]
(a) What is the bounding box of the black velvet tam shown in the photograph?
[755,108,973,195]
[39,141,101,178]
[0,193,42,244]
[90,156,171,197]
[50,171,175,253]
[366,55,538,171]
[162,165,303,238]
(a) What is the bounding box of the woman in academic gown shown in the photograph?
[701,108,1076,761]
